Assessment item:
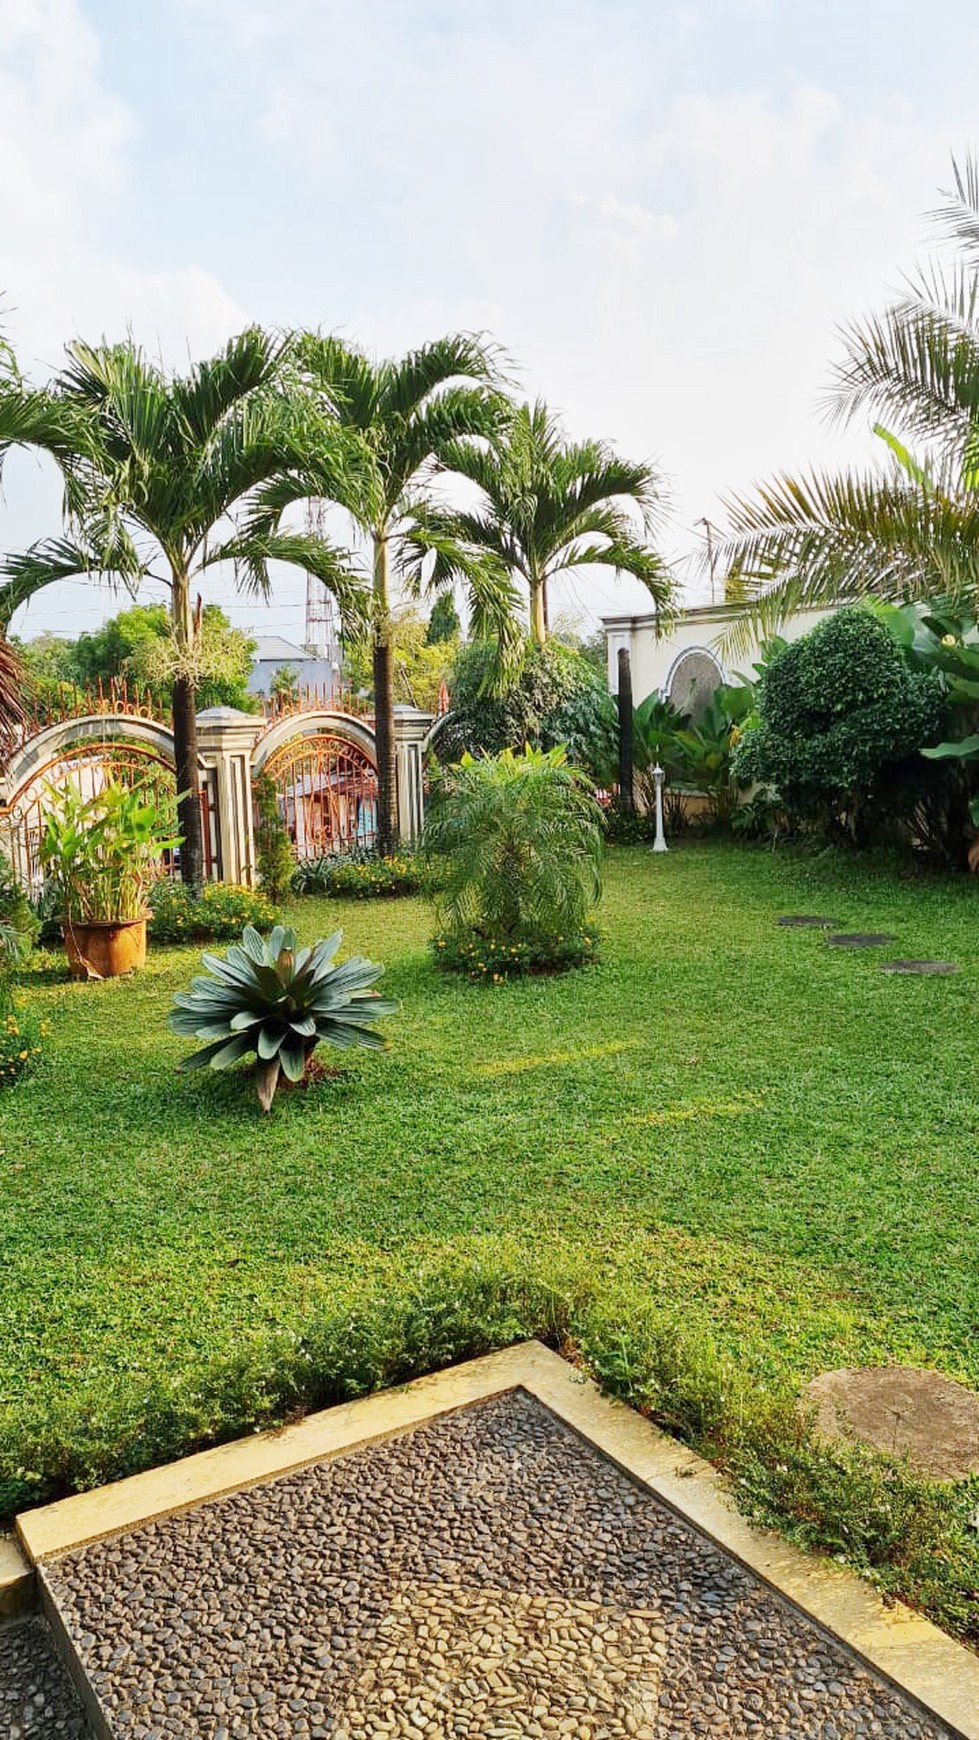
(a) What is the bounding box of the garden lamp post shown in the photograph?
[651,762,668,854]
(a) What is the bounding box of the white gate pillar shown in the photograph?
[196,708,264,885]
[393,706,434,844]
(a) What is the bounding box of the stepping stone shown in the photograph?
[805,1366,979,1481]
[825,932,895,948]
[777,915,842,928]
[879,959,959,976]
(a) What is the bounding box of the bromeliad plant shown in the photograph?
[169,924,397,1110]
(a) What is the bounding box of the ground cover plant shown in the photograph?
[292,851,426,900]
[4,844,979,1641]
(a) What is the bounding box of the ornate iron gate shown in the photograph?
[259,732,378,860]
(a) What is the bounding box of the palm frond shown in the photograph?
[0,531,146,629]
[377,332,505,423]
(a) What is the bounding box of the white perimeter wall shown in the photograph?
[603,602,833,702]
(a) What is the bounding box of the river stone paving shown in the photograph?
[42,1391,952,1740]
[0,1614,94,1737]
[879,960,960,976]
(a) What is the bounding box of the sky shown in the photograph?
[2,0,979,647]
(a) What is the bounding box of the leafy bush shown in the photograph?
[432,926,600,981]
[0,853,38,965]
[292,851,426,900]
[170,924,397,1109]
[148,879,276,943]
[253,774,295,902]
[734,606,946,845]
[440,639,616,779]
[0,1001,49,1086]
[424,744,604,976]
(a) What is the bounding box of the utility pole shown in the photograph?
[697,517,718,604]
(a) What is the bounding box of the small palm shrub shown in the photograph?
[148,880,276,943]
[424,744,604,978]
[169,924,397,1110]
[292,851,426,900]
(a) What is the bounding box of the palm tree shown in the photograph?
[0,343,94,755]
[0,329,361,883]
[719,155,979,643]
[253,332,519,855]
[410,399,671,646]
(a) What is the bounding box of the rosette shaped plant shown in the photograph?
[170,925,397,1110]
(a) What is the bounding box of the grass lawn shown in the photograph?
[4,842,979,1631]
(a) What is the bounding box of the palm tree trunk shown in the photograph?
[171,569,205,886]
[372,535,399,855]
[617,647,635,814]
[529,579,547,645]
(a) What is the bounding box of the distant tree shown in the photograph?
[344,606,455,712]
[51,603,257,711]
[269,663,301,704]
[426,591,460,645]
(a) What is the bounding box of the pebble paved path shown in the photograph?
[0,1613,93,1737]
[43,1391,951,1739]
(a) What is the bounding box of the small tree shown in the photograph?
[734,606,945,842]
[253,775,295,901]
[440,638,616,779]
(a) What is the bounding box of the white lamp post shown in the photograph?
[651,762,668,853]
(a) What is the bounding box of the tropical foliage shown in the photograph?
[424,744,604,975]
[408,398,670,644]
[253,774,295,902]
[719,154,979,641]
[40,781,180,924]
[269,332,518,854]
[0,328,359,883]
[170,925,397,1110]
[343,604,456,713]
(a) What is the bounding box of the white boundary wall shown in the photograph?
[603,602,833,703]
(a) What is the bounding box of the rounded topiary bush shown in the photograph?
[733,605,946,843]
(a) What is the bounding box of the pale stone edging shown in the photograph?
[12,1340,979,1738]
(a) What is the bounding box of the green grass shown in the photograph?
[5,842,979,1638]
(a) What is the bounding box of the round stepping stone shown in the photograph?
[805,1366,979,1481]
[879,959,959,975]
[825,932,895,948]
[777,915,842,928]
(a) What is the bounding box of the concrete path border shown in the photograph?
[13,1341,979,1738]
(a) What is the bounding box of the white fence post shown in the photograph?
[392,706,435,844]
[195,708,265,886]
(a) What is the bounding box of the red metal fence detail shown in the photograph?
[259,732,378,861]
[0,739,214,890]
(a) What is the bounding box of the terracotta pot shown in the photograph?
[64,915,148,980]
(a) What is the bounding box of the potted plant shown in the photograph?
[40,779,181,979]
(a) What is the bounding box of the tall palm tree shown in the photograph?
[0,344,94,756]
[0,329,361,883]
[252,332,519,855]
[409,399,671,646]
[719,155,979,643]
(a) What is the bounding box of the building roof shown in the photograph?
[252,635,309,662]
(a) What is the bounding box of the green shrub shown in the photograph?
[148,879,276,943]
[254,773,295,902]
[734,606,946,845]
[424,744,604,977]
[293,851,426,900]
[0,854,38,964]
[432,926,600,980]
[0,1000,48,1086]
[440,639,616,779]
